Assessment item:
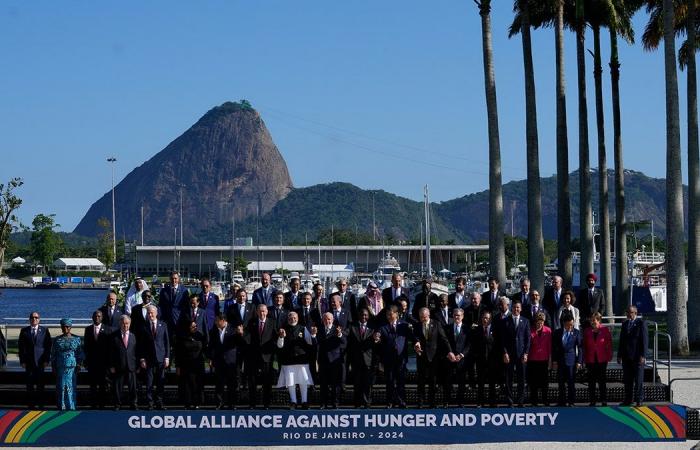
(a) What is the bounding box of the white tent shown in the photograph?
[312,263,354,280]
[53,258,106,272]
[11,256,26,264]
[246,261,305,273]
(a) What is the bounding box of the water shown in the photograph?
[0,288,109,323]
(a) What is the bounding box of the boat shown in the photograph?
[231,270,245,285]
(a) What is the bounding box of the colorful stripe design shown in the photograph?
[0,410,80,444]
[598,406,686,439]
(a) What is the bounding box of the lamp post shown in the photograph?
[107,157,117,266]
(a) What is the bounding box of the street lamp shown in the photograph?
[107,157,117,267]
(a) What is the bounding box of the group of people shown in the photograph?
[15,270,649,411]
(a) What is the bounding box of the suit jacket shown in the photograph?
[18,326,51,368]
[329,308,350,330]
[243,319,278,363]
[468,324,498,367]
[158,284,190,327]
[199,291,220,329]
[296,306,321,330]
[501,315,531,359]
[412,291,439,319]
[269,306,290,331]
[130,303,160,339]
[314,296,330,314]
[139,320,170,365]
[110,331,137,372]
[482,289,507,311]
[283,290,303,311]
[359,297,388,329]
[618,318,648,362]
[510,291,534,308]
[179,306,209,346]
[521,303,551,328]
[208,325,244,366]
[552,327,583,366]
[577,287,605,320]
[347,322,375,368]
[315,326,347,365]
[226,302,254,328]
[382,286,407,306]
[445,323,469,360]
[583,325,613,364]
[378,321,412,365]
[338,291,358,321]
[413,320,451,362]
[448,291,470,310]
[542,288,564,317]
[99,305,124,328]
[432,307,453,327]
[252,286,277,307]
[463,303,488,330]
[83,324,111,371]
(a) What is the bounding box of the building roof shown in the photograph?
[11,257,26,264]
[246,261,305,272]
[54,258,105,266]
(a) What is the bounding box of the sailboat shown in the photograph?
[421,185,449,297]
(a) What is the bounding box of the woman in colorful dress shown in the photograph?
[51,318,84,410]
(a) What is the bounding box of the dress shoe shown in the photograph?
[289,403,297,410]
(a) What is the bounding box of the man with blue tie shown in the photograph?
[159,272,190,341]
[543,275,564,317]
[618,305,648,406]
[374,305,411,408]
[552,314,582,406]
[199,278,220,331]
[448,277,469,310]
[252,272,277,307]
[443,308,469,407]
[226,289,253,328]
[328,293,349,330]
[283,278,303,311]
[314,312,347,409]
[18,311,52,409]
[139,305,170,409]
[99,291,123,329]
[501,301,531,407]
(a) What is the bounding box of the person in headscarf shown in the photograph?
[51,318,84,410]
[360,281,386,328]
[124,278,150,315]
[275,312,315,410]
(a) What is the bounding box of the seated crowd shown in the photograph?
[16,271,649,411]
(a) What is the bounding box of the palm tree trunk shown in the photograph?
[663,0,689,355]
[555,0,572,288]
[477,0,506,284]
[576,0,594,285]
[610,29,628,316]
[520,2,545,293]
[592,25,612,318]
[686,0,700,344]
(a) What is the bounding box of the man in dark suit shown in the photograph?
[99,291,123,329]
[84,310,111,409]
[432,293,452,327]
[543,275,564,317]
[412,279,439,320]
[382,273,406,307]
[552,314,583,406]
[252,272,277,307]
[347,308,376,408]
[463,292,487,330]
[18,311,52,409]
[158,271,190,340]
[443,308,469,407]
[179,294,209,347]
[483,277,507,311]
[501,301,531,406]
[139,304,170,409]
[296,292,320,329]
[617,305,648,406]
[510,278,533,309]
[199,277,220,331]
[226,289,254,328]
[328,293,350,331]
[521,290,551,328]
[283,278,303,311]
[396,296,417,328]
[469,310,499,407]
[413,307,452,408]
[312,283,329,314]
[243,304,278,409]
[374,305,412,408]
[208,313,245,409]
[336,278,358,321]
[314,312,347,409]
[131,290,159,339]
[109,315,138,410]
[269,291,290,331]
[577,273,605,327]
[448,277,469,310]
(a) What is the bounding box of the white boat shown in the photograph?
[231,270,245,285]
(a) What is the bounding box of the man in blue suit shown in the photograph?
[374,305,412,408]
[328,293,350,331]
[501,301,531,406]
[618,305,648,406]
[179,295,209,347]
[18,311,52,409]
[552,314,583,406]
[99,291,123,329]
[139,305,170,410]
[158,271,189,341]
[314,312,347,409]
[252,272,277,307]
[199,277,220,331]
[208,313,245,409]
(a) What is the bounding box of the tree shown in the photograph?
[97,217,115,269]
[29,214,62,271]
[475,0,507,285]
[661,0,690,354]
[0,178,23,276]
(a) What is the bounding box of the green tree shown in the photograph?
[97,217,115,269]
[0,178,23,276]
[30,213,62,271]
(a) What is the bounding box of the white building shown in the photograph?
[53,258,106,272]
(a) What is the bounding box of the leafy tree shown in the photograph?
[29,213,62,271]
[97,217,115,269]
[0,178,23,276]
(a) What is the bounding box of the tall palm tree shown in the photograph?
[476,0,507,284]
[661,0,690,354]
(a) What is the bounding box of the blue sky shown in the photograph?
[0,1,688,232]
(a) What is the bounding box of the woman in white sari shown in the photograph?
[124,278,149,315]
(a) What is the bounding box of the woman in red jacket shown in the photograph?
[528,312,551,406]
[583,312,613,406]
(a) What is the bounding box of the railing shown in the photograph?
[669,377,700,408]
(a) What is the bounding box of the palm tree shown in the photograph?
[475,0,507,284]
[661,0,690,355]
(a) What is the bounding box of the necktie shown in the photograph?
[391,323,396,334]
[483,326,488,337]
[259,321,264,336]
[32,328,36,340]
[326,327,332,336]
[361,324,366,338]
[455,325,460,336]
[304,308,309,322]
[515,316,519,329]
[334,310,339,320]
[563,331,570,344]
[220,329,225,344]
[193,308,197,319]
[94,326,99,340]
[122,333,128,348]
[240,304,245,319]
[152,322,157,337]
[424,324,429,339]
[555,292,560,306]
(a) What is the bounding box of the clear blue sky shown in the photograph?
[0,1,689,232]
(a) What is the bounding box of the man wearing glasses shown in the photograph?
[18,312,52,409]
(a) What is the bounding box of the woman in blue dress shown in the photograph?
[51,318,84,410]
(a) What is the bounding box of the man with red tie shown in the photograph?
[109,315,138,410]
[348,308,376,408]
[244,304,277,409]
[139,305,170,410]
